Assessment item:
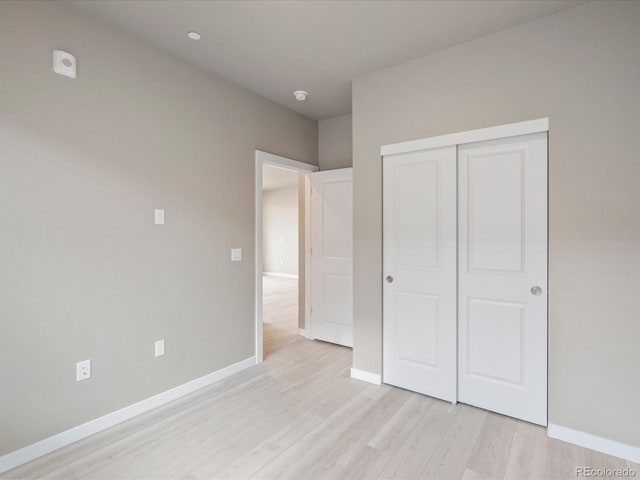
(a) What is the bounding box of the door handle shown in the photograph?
[530,286,543,296]
[386,275,394,283]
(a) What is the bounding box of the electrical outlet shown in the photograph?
[154,209,165,225]
[76,359,91,382]
[231,248,242,262]
[155,339,165,357]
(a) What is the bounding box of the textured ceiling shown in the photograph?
[69,0,585,120]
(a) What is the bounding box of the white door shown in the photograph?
[458,132,548,425]
[383,146,457,402]
[309,168,353,347]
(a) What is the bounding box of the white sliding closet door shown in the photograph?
[458,132,548,426]
[383,146,457,402]
[310,168,353,347]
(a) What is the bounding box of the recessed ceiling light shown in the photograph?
[187,31,201,41]
[293,90,308,101]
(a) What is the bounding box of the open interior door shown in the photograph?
[309,168,353,347]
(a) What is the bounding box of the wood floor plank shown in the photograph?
[419,404,488,480]
[545,437,586,479]
[332,445,386,480]
[503,420,545,480]
[307,387,412,480]
[581,446,607,475]
[208,412,323,480]
[247,387,382,480]
[467,411,517,479]
[335,394,437,480]
[528,422,549,480]
[368,394,434,451]
[377,400,457,479]
[461,469,490,480]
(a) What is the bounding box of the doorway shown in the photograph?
[262,164,300,357]
[255,151,318,363]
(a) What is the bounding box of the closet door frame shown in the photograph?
[381,118,548,416]
[381,118,548,157]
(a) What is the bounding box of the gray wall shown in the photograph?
[319,114,353,170]
[262,186,299,275]
[0,1,317,456]
[353,1,640,448]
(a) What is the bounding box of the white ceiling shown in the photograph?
[263,165,299,191]
[68,0,585,120]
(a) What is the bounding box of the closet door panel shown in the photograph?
[383,146,457,402]
[458,132,548,426]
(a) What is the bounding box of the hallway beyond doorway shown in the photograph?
[263,274,298,358]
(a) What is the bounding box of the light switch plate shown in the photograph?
[155,339,165,357]
[154,209,165,225]
[231,248,242,262]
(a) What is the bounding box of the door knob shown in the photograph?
[530,286,543,296]
[386,275,394,283]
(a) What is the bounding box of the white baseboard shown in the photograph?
[263,272,298,279]
[0,356,257,474]
[350,368,382,386]
[548,423,640,464]
[298,328,310,338]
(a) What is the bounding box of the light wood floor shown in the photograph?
[262,274,299,359]
[6,275,638,479]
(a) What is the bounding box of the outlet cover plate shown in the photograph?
[76,359,91,382]
[154,209,165,225]
[155,339,165,357]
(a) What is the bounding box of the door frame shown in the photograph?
[381,118,549,156]
[255,150,318,364]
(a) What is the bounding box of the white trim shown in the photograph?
[303,174,312,336]
[0,356,256,474]
[548,423,640,464]
[381,118,549,156]
[255,157,264,364]
[298,328,311,338]
[255,150,318,364]
[258,150,318,172]
[350,368,382,386]
[263,272,299,279]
